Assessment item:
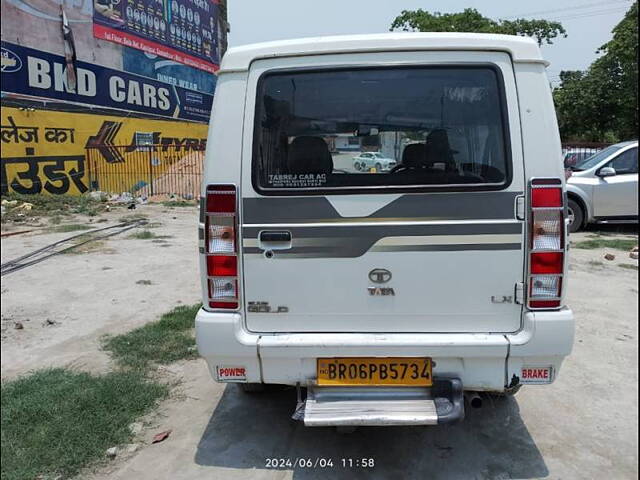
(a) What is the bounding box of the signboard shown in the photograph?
[122,47,216,94]
[122,47,218,94]
[1,42,213,123]
[93,0,221,73]
[1,0,219,96]
[0,0,122,73]
[1,107,207,195]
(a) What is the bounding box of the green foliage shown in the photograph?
[1,304,203,480]
[619,263,639,271]
[128,229,157,239]
[572,238,638,251]
[1,369,167,480]
[162,200,197,207]
[103,304,201,370]
[1,193,103,223]
[390,8,566,45]
[553,2,638,141]
[118,213,149,223]
[50,223,92,233]
[499,18,567,45]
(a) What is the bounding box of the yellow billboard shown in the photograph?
[1,107,207,196]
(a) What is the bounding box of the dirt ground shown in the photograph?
[0,204,201,378]
[1,206,637,480]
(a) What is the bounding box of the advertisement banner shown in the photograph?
[1,42,213,123]
[1,107,207,196]
[93,0,221,73]
[1,0,219,96]
[122,47,216,94]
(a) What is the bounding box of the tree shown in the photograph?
[390,8,567,45]
[553,2,638,141]
[594,1,638,140]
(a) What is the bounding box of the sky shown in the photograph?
[227,0,633,86]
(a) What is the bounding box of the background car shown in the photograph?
[566,140,638,232]
[352,152,396,171]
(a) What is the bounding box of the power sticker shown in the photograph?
[216,366,247,382]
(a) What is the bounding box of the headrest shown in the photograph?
[425,129,457,167]
[401,143,427,168]
[287,136,334,175]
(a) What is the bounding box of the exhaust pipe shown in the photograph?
[465,392,483,409]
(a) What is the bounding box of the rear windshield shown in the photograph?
[253,66,511,194]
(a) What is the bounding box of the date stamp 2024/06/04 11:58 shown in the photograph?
[265,458,376,469]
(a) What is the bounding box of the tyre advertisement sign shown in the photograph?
[93,0,221,73]
[1,107,207,196]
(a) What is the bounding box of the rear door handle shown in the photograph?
[259,230,291,242]
[258,230,292,251]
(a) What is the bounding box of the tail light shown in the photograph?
[205,185,239,309]
[528,178,566,309]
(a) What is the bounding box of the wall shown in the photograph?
[1,106,207,195]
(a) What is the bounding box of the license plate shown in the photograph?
[317,357,432,387]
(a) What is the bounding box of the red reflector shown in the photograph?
[206,185,236,213]
[531,252,563,274]
[532,188,562,208]
[209,301,238,309]
[531,178,561,186]
[207,255,238,276]
[530,300,560,308]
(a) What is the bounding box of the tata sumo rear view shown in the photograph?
[196,33,574,427]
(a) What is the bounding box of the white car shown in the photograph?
[353,152,396,171]
[196,33,574,427]
[566,140,638,232]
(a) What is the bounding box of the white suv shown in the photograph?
[353,152,396,171]
[566,140,638,232]
[196,33,574,427]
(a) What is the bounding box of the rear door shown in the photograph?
[240,51,526,333]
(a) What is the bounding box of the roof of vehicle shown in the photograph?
[614,140,638,147]
[220,33,547,72]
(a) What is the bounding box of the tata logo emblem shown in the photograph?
[0,48,22,73]
[369,268,392,284]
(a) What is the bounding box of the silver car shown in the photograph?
[352,152,396,172]
[566,140,638,232]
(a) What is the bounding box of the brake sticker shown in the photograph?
[216,366,247,382]
[520,366,554,384]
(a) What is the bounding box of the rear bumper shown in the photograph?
[196,308,574,391]
[303,378,464,426]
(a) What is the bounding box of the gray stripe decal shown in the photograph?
[242,223,522,258]
[243,191,520,223]
[243,222,521,239]
[199,198,205,223]
[243,243,521,257]
[371,243,522,253]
